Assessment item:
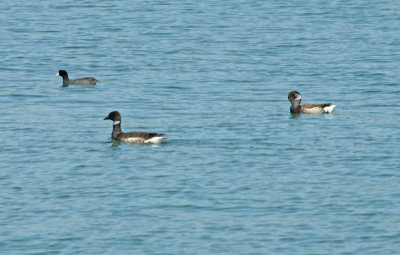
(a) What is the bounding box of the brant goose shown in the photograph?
[104,111,167,144]
[288,91,336,114]
[57,70,99,86]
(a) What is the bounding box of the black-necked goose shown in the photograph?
[104,111,167,144]
[57,70,99,86]
[288,91,336,114]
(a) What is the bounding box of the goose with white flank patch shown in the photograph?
[104,111,167,144]
[288,91,336,114]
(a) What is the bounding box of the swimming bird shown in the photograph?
[104,111,167,144]
[288,91,336,114]
[57,70,99,86]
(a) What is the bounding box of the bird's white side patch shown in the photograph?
[144,136,168,144]
[56,72,60,76]
[113,121,121,125]
[122,137,144,143]
[323,105,336,113]
[305,107,324,114]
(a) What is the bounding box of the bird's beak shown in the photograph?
[104,116,110,120]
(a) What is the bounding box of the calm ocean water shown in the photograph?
[1,0,399,254]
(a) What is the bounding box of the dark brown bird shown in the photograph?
[288,91,336,114]
[104,111,167,144]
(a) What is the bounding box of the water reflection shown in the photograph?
[111,140,122,147]
[290,113,301,119]
[111,140,162,148]
[290,113,336,119]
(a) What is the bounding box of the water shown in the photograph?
[1,0,399,254]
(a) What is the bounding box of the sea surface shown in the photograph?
[0,0,399,254]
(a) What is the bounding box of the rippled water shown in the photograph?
[1,1,399,254]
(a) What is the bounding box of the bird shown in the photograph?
[288,91,336,114]
[104,111,167,144]
[57,70,99,86]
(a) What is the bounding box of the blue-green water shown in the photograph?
[1,1,399,254]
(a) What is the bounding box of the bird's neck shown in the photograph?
[290,100,301,113]
[112,122,123,139]
[61,75,69,86]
